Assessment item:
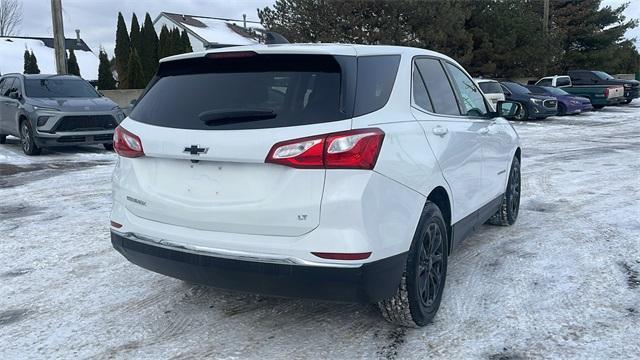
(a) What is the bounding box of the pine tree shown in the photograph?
[29,51,40,74]
[23,49,31,74]
[97,49,117,90]
[141,13,159,82]
[130,13,142,56]
[126,48,146,89]
[158,25,170,59]
[114,12,130,88]
[181,30,192,53]
[171,28,182,56]
[67,49,81,76]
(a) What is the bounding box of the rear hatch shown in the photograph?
[122,52,357,236]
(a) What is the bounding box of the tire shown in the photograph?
[20,120,41,156]
[514,104,528,120]
[488,156,521,226]
[378,201,448,327]
[557,103,566,116]
[593,105,604,110]
[0,134,6,144]
[103,143,114,151]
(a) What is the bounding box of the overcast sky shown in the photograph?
[13,0,640,57]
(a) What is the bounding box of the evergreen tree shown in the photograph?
[126,48,146,89]
[130,13,142,56]
[29,51,40,74]
[67,49,81,76]
[170,28,182,56]
[97,49,116,90]
[181,30,192,53]
[23,49,31,74]
[114,12,130,88]
[551,0,638,72]
[141,13,159,82]
[158,25,171,59]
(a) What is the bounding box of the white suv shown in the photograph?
[110,44,522,327]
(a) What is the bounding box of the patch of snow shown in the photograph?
[0,37,99,80]
[0,105,639,358]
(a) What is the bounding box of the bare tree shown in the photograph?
[0,0,22,37]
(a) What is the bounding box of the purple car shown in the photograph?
[527,85,593,115]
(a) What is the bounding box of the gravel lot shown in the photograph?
[1,105,639,359]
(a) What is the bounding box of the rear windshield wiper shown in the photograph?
[199,109,276,126]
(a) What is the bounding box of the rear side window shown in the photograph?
[412,67,433,112]
[557,77,570,87]
[478,81,503,94]
[130,54,356,130]
[415,58,460,115]
[354,55,400,116]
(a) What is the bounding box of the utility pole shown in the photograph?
[543,0,549,35]
[51,0,67,74]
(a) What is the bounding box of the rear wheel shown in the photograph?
[378,201,448,327]
[488,156,521,226]
[0,134,6,144]
[20,120,41,156]
[557,103,566,116]
[593,105,604,110]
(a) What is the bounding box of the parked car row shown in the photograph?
[474,70,638,120]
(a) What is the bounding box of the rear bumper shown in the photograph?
[111,231,406,303]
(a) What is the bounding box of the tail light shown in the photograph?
[114,126,144,158]
[604,87,610,97]
[266,128,384,169]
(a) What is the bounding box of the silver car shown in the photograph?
[0,74,125,155]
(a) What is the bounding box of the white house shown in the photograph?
[153,12,264,52]
[0,31,100,81]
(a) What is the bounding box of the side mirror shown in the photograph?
[496,101,521,119]
[129,98,137,107]
[8,91,20,100]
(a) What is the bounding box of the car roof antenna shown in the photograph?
[264,31,290,45]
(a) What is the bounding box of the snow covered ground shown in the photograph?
[1,105,639,359]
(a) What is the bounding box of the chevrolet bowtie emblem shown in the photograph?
[183,145,209,155]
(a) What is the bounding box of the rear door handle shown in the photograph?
[432,126,448,136]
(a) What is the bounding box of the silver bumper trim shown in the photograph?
[112,230,363,269]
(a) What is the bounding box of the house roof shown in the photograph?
[0,37,99,80]
[1,36,92,52]
[154,12,264,47]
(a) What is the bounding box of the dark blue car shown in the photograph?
[526,85,593,115]
[500,81,557,120]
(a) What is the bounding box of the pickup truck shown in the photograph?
[534,75,625,109]
[567,70,639,104]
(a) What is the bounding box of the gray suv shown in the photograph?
[0,74,125,155]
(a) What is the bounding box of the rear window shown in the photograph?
[556,77,571,87]
[478,81,502,94]
[131,53,401,130]
[131,54,358,130]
